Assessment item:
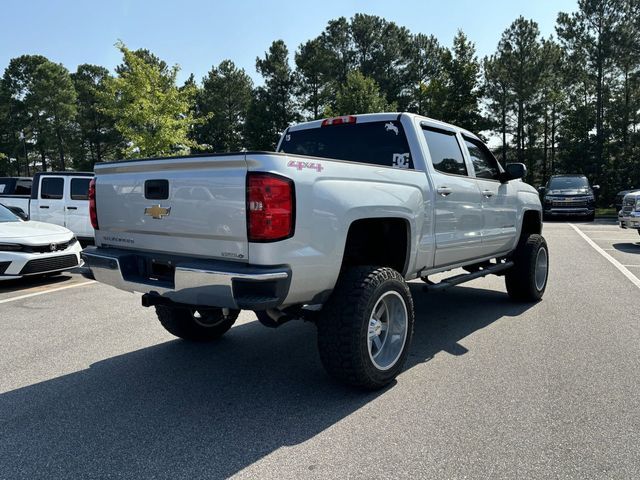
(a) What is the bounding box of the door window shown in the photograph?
[70,178,92,200]
[422,128,467,176]
[464,137,501,180]
[41,177,64,199]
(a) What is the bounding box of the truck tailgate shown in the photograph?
[94,154,248,261]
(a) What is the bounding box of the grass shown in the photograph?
[596,208,617,217]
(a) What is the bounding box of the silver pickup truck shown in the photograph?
[618,191,640,234]
[82,113,548,389]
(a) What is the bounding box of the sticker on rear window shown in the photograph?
[392,153,411,169]
[385,122,399,135]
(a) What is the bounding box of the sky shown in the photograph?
[2,0,578,84]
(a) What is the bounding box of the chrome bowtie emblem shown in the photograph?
[144,205,171,219]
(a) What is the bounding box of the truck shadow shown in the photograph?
[613,242,640,253]
[0,283,533,478]
[0,273,75,293]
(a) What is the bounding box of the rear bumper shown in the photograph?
[81,247,291,310]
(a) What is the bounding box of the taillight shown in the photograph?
[247,172,294,242]
[88,178,98,230]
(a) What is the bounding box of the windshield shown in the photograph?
[548,176,589,190]
[278,120,414,169]
[0,204,20,222]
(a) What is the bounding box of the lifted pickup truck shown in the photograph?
[82,113,548,389]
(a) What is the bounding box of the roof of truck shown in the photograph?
[286,112,480,140]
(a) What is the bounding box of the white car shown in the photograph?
[0,204,83,280]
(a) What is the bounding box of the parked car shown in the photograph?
[539,174,598,221]
[618,191,640,235]
[0,204,29,220]
[0,203,83,280]
[615,189,639,212]
[0,172,94,242]
[82,112,547,389]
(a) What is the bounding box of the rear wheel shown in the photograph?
[505,234,549,302]
[317,266,414,390]
[155,306,239,341]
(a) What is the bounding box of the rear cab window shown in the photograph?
[70,178,92,200]
[278,120,413,169]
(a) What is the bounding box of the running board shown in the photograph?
[425,261,514,291]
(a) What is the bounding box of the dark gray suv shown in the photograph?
[539,174,598,221]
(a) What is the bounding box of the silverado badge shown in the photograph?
[144,205,171,219]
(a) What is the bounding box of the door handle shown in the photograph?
[66,206,78,210]
[436,186,453,197]
[39,206,49,209]
[482,190,495,198]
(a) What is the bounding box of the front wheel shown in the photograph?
[505,234,549,302]
[317,266,415,390]
[155,306,239,341]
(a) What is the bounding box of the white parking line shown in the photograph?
[570,224,640,290]
[0,280,96,305]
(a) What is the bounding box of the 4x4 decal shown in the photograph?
[288,160,324,172]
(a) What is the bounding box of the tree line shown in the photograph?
[1,0,639,205]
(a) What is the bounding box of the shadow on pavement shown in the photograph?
[613,242,640,253]
[543,217,616,225]
[0,273,75,294]
[0,283,533,479]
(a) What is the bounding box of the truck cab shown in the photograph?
[1,172,95,241]
[30,172,95,241]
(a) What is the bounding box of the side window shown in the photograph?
[40,177,64,200]
[464,137,501,180]
[15,181,32,195]
[70,178,91,200]
[422,128,467,176]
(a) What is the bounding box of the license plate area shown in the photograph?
[148,259,175,283]
[119,254,175,288]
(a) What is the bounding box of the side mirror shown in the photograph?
[502,163,526,182]
[592,185,600,191]
[538,186,546,194]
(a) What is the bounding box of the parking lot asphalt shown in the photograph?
[1,220,639,479]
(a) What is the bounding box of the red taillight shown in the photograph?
[88,178,98,230]
[247,172,294,242]
[321,115,357,127]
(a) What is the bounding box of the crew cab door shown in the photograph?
[65,176,94,239]
[462,136,518,255]
[421,126,484,267]
[31,175,66,227]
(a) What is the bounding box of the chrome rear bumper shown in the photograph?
[81,247,291,310]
